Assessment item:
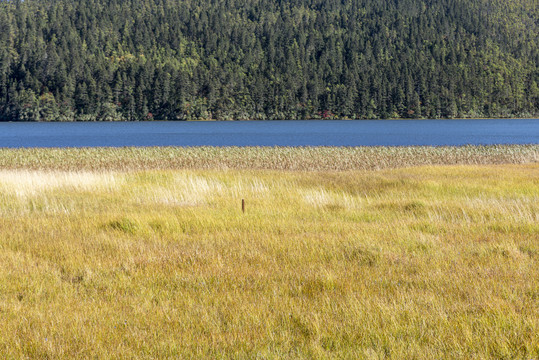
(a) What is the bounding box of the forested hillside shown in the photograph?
[0,0,537,121]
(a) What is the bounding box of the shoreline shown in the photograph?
[1,117,538,122]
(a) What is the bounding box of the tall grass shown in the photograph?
[0,145,537,171]
[0,148,537,358]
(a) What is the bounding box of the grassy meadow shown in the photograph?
[0,146,538,358]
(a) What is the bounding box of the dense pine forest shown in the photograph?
[0,0,537,121]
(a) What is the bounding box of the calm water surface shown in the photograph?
[0,119,538,147]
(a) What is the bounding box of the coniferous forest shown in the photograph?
[0,0,537,121]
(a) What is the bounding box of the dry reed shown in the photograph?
[0,145,537,171]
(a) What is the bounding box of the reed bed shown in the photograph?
[0,145,537,171]
[0,148,538,358]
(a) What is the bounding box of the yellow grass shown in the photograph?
[0,148,538,358]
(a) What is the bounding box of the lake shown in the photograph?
[0,119,538,147]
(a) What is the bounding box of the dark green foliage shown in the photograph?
[0,0,537,120]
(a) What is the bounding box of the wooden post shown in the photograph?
[242,199,245,213]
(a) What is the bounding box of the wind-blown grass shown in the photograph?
[0,148,537,358]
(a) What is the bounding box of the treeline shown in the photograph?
[0,0,537,121]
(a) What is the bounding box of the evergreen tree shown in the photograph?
[0,0,536,121]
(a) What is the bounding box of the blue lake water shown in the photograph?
[0,119,538,147]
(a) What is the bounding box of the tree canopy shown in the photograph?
[0,0,537,120]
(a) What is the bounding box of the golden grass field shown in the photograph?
[0,146,538,358]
